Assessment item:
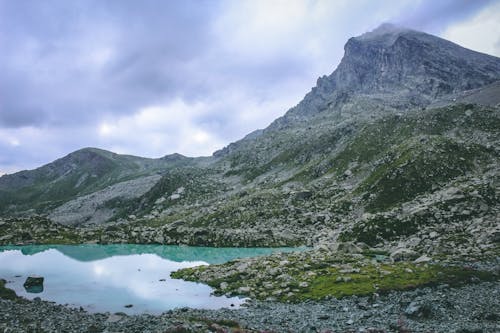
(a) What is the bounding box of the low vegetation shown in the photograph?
[171,249,498,303]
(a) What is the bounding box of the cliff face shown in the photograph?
[276,24,500,123]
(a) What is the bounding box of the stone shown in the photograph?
[154,197,166,205]
[279,260,289,266]
[390,248,419,262]
[23,276,44,293]
[336,242,363,254]
[405,301,433,318]
[294,191,312,200]
[414,255,432,263]
[238,286,251,293]
[154,235,165,244]
[170,194,181,200]
[106,314,124,323]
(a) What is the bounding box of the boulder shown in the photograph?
[336,242,363,254]
[390,248,419,262]
[405,300,434,318]
[23,276,44,293]
[294,191,312,200]
[414,255,432,263]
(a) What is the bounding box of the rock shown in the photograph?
[294,191,312,200]
[279,260,289,266]
[238,286,251,293]
[414,255,432,263]
[154,197,166,205]
[336,242,363,254]
[23,276,44,293]
[106,314,124,323]
[170,194,181,200]
[220,282,228,290]
[299,282,309,288]
[124,304,133,308]
[236,263,249,272]
[429,231,438,239]
[405,301,433,318]
[154,235,165,244]
[390,248,419,262]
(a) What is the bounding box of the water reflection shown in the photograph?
[0,244,306,264]
[0,247,248,314]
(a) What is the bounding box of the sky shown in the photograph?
[1,0,500,175]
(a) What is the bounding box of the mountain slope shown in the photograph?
[0,148,194,219]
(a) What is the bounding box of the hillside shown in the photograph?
[0,148,195,223]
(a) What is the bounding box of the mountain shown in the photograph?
[266,23,500,128]
[0,147,195,223]
[1,25,499,258]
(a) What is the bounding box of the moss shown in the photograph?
[172,256,498,303]
[0,279,18,300]
[298,263,497,301]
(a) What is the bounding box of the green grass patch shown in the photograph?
[299,263,497,300]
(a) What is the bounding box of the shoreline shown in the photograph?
[1,280,499,332]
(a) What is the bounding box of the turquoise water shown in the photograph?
[0,244,305,314]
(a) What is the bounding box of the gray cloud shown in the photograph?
[0,0,497,174]
[394,0,496,32]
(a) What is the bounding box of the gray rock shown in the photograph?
[390,248,419,262]
[23,276,44,294]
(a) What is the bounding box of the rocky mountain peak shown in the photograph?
[354,23,412,44]
[273,24,500,125]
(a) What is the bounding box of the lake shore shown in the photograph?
[1,280,499,332]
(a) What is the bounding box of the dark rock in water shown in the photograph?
[23,276,44,293]
[124,304,133,308]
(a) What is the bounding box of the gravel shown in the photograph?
[1,282,498,332]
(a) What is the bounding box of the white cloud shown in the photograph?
[441,2,500,56]
[213,0,415,75]
[96,100,225,157]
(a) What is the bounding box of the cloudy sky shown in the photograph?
[1,0,500,174]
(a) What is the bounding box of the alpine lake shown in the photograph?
[0,244,306,314]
